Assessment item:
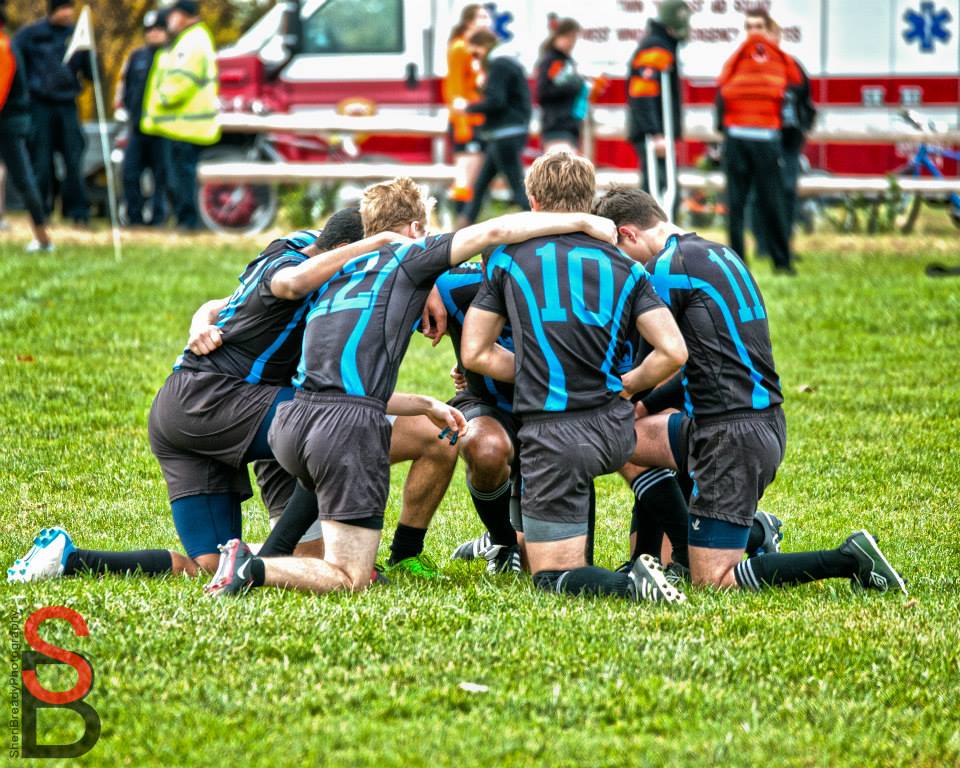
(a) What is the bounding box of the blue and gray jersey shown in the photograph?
[435,262,515,412]
[645,233,783,418]
[472,232,664,416]
[176,230,319,386]
[295,234,454,402]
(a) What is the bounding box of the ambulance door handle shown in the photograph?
[405,62,419,90]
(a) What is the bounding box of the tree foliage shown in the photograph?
[4,0,271,119]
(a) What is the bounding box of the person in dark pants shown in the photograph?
[626,0,690,220]
[535,17,586,152]
[14,0,92,225]
[717,9,802,275]
[1,3,53,251]
[748,18,815,259]
[457,29,531,226]
[117,11,169,227]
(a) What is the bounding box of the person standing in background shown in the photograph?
[748,17,816,260]
[14,0,91,226]
[717,8,802,275]
[457,28,531,226]
[535,17,586,153]
[444,4,491,216]
[0,0,53,251]
[142,0,220,232]
[116,10,170,228]
[626,0,690,220]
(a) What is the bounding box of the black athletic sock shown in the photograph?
[64,549,173,577]
[259,482,320,557]
[389,523,427,564]
[746,518,765,553]
[585,482,596,566]
[631,469,689,568]
[631,498,664,561]
[467,478,516,547]
[249,557,266,588]
[734,549,859,591]
[533,567,631,598]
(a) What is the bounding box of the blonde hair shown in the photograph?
[525,151,596,213]
[360,177,427,236]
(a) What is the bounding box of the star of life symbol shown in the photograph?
[903,2,952,52]
[485,3,515,41]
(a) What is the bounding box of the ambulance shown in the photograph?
[212,0,958,206]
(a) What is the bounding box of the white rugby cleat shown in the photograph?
[7,527,75,583]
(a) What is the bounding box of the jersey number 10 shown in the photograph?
[537,243,614,328]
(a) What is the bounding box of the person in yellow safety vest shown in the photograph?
[142,0,220,231]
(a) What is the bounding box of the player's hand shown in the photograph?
[188,324,223,356]
[581,214,618,246]
[421,286,448,347]
[653,134,667,158]
[450,365,468,392]
[426,401,468,443]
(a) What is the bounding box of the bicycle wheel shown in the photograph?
[894,192,922,234]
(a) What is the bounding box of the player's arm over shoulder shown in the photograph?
[270,231,409,300]
[448,212,617,266]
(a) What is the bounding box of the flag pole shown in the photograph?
[84,6,122,262]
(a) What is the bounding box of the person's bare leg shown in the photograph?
[525,536,588,574]
[30,221,52,248]
[688,546,743,589]
[261,521,380,594]
[630,414,677,469]
[389,415,457,529]
[190,553,220,574]
[293,539,325,558]
[458,416,513,492]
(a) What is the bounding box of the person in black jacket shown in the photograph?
[458,28,531,226]
[0,3,53,251]
[116,10,169,226]
[535,17,586,152]
[14,0,92,225]
[625,0,690,218]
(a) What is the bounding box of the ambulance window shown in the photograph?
[302,0,404,54]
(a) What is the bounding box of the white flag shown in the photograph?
[63,5,93,63]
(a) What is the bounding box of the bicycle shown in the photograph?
[889,109,960,234]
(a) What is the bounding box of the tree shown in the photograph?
[4,0,267,119]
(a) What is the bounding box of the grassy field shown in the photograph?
[1,221,959,767]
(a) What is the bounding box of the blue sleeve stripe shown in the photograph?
[599,269,641,392]
[689,277,770,410]
[720,248,766,320]
[707,249,754,323]
[340,249,405,396]
[243,300,311,385]
[488,247,567,411]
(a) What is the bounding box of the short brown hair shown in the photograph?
[591,185,667,229]
[467,28,497,49]
[525,151,596,213]
[360,177,427,236]
[744,7,774,30]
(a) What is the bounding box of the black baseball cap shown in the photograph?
[144,9,167,29]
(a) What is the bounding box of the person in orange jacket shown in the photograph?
[444,4,491,215]
[717,8,802,274]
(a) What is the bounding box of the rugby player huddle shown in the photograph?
[8,152,907,603]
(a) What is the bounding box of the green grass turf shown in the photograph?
[1,227,959,767]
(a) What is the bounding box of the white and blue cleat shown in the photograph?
[7,527,75,583]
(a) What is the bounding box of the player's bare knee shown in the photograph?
[191,553,220,574]
[462,433,512,481]
[170,551,199,576]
